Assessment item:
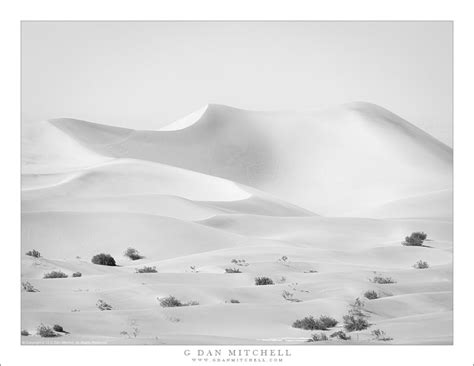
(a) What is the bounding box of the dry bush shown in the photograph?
[371,329,393,341]
[330,330,351,340]
[43,271,68,279]
[403,232,427,246]
[136,266,157,273]
[21,329,30,336]
[370,272,396,284]
[37,324,58,338]
[124,247,144,260]
[91,253,116,266]
[293,315,338,330]
[22,281,39,292]
[96,299,112,311]
[25,249,41,258]
[413,260,429,269]
[225,268,242,273]
[158,295,199,307]
[255,276,274,285]
[364,290,379,300]
[343,298,371,331]
[307,332,328,342]
[72,272,82,277]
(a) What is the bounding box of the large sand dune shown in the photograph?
[21,103,452,344]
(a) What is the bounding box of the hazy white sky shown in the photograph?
[22,21,452,146]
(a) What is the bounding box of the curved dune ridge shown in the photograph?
[21,102,452,345]
[37,102,452,215]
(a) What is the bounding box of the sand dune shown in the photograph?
[41,102,452,215]
[21,103,452,344]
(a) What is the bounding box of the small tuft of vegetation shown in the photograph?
[22,281,39,292]
[413,260,429,269]
[231,259,249,267]
[370,272,396,284]
[21,329,30,336]
[124,247,144,260]
[228,299,240,304]
[307,332,328,342]
[293,315,338,331]
[72,272,82,277]
[225,267,242,273]
[43,270,68,279]
[96,299,112,311]
[304,269,318,273]
[159,295,182,307]
[364,290,379,300]
[25,249,41,258]
[91,253,116,266]
[343,298,371,332]
[255,276,274,286]
[330,330,351,340]
[189,265,198,273]
[136,266,157,273]
[282,290,302,302]
[158,295,199,308]
[402,231,428,246]
[371,329,393,341]
[37,324,58,338]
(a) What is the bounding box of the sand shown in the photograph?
[21,103,452,344]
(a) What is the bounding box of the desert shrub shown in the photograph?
[364,290,379,300]
[124,247,143,260]
[343,298,371,331]
[343,315,370,332]
[225,267,242,273]
[159,295,183,307]
[53,324,65,333]
[403,232,427,246]
[189,266,198,273]
[413,260,429,269]
[37,324,58,338]
[231,259,249,266]
[229,299,240,303]
[371,329,393,341]
[330,330,351,340]
[43,270,68,279]
[158,295,198,307]
[22,281,39,292]
[371,272,396,284]
[136,266,157,273]
[293,316,325,330]
[282,290,301,302]
[72,272,82,277]
[255,276,274,286]
[91,253,116,266]
[293,315,337,330]
[304,269,318,273]
[318,315,338,328]
[25,249,41,258]
[21,329,30,336]
[307,332,328,342]
[96,299,112,311]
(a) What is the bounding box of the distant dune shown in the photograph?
[21,103,452,345]
[30,102,452,215]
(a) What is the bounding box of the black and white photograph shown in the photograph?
[19,20,454,347]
